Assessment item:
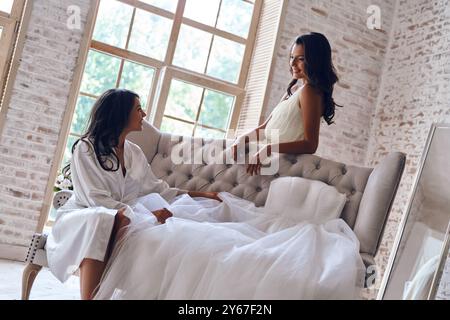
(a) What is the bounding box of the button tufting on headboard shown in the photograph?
[44,122,406,280]
[153,132,375,231]
[137,127,406,260]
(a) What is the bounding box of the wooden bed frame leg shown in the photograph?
[21,263,42,300]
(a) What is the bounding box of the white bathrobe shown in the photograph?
[46,139,183,282]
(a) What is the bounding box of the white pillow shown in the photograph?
[263,176,347,224]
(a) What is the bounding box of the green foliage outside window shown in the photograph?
[92,0,133,48]
[80,50,121,96]
[64,0,253,168]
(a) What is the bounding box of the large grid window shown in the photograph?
[50,0,261,222]
[63,0,260,164]
[0,0,25,106]
[62,0,261,162]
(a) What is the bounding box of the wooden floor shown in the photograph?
[0,259,79,300]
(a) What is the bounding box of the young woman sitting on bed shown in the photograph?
[46,88,221,300]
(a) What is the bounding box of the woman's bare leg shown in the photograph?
[105,209,130,261]
[79,258,105,300]
[79,209,130,300]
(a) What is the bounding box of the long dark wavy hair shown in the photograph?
[287,32,342,125]
[63,88,140,174]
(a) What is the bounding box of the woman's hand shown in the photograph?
[231,141,239,162]
[247,145,271,176]
[230,135,249,162]
[202,192,222,202]
[188,191,222,202]
[117,207,127,215]
[152,208,173,224]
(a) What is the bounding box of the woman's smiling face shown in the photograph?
[125,97,146,132]
[290,44,306,81]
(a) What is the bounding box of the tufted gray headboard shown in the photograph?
[129,121,406,267]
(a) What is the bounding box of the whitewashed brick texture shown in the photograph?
[0,0,91,249]
[366,0,450,300]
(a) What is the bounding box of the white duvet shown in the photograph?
[94,177,366,300]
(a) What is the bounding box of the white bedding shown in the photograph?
[94,177,366,300]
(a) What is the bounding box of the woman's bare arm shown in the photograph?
[272,85,323,155]
[188,191,222,202]
[231,113,272,161]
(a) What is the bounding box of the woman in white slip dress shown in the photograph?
[232,32,342,175]
[46,89,220,300]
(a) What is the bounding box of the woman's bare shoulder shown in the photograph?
[298,84,322,101]
[297,84,324,115]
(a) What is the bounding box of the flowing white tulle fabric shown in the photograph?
[94,177,366,300]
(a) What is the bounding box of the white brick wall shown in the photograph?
[0,0,91,250]
[265,0,396,165]
[367,0,450,300]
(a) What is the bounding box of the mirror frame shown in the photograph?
[428,221,450,299]
[377,123,450,300]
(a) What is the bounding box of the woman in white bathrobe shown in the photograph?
[46,89,220,300]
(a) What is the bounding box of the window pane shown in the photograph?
[128,9,173,61]
[161,117,194,136]
[92,0,133,48]
[198,90,234,130]
[217,0,253,38]
[119,61,155,108]
[164,79,203,122]
[62,135,79,168]
[48,206,58,221]
[194,126,225,139]
[80,50,121,96]
[0,26,3,39]
[207,36,244,83]
[139,0,177,12]
[0,0,13,14]
[70,95,96,135]
[183,0,220,26]
[173,24,212,73]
